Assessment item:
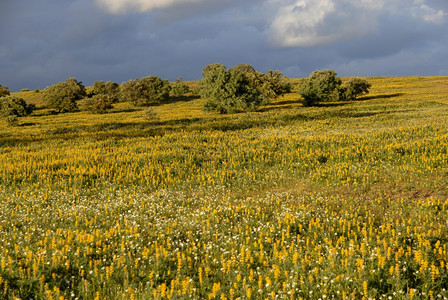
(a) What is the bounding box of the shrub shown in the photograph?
[265,70,292,97]
[43,78,86,112]
[79,94,114,114]
[0,95,34,117]
[202,63,225,76]
[5,115,19,126]
[0,84,10,97]
[120,76,171,106]
[199,64,268,114]
[246,70,291,100]
[91,81,119,102]
[342,77,372,100]
[144,107,160,121]
[299,70,342,106]
[91,80,107,95]
[231,64,256,74]
[171,77,190,97]
[230,65,291,99]
[21,88,30,92]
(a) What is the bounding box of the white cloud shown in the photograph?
[267,0,448,48]
[415,4,446,24]
[267,0,384,47]
[95,0,205,14]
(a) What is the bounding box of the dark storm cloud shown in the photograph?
[0,0,447,91]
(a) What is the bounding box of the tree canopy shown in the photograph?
[120,76,171,106]
[43,78,86,112]
[91,80,120,102]
[199,64,290,113]
[79,94,114,114]
[299,70,371,106]
[0,84,10,97]
[342,77,372,100]
[199,64,267,113]
[171,77,190,98]
[0,95,34,117]
[299,70,341,106]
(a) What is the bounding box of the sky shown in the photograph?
[0,0,447,91]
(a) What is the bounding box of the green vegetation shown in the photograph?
[341,77,372,100]
[170,77,190,98]
[299,70,371,106]
[79,94,114,114]
[120,76,171,106]
[264,70,292,97]
[1,75,447,299]
[299,70,342,106]
[90,80,120,102]
[0,84,10,97]
[42,78,86,112]
[0,95,34,117]
[199,63,289,113]
[0,95,34,126]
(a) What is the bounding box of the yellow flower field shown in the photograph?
[1,76,448,299]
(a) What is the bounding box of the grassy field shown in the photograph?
[1,76,448,299]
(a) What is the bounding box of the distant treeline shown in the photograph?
[0,64,370,126]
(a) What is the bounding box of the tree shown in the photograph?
[79,94,114,114]
[0,95,34,117]
[171,77,190,97]
[199,63,268,114]
[341,77,371,100]
[202,63,225,77]
[91,80,107,95]
[0,95,34,126]
[43,78,86,112]
[120,76,171,106]
[265,70,291,97]
[0,84,10,97]
[91,80,120,102]
[246,70,291,99]
[231,64,256,74]
[230,65,291,100]
[299,70,342,106]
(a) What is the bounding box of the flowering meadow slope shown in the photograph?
[1,77,448,299]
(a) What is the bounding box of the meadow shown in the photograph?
[1,76,448,299]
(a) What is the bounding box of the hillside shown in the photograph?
[1,76,448,299]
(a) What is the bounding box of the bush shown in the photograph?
[0,95,34,117]
[202,63,225,76]
[265,70,292,97]
[91,81,119,102]
[341,77,371,100]
[120,76,171,106]
[230,65,291,99]
[5,115,19,126]
[245,70,291,100]
[144,107,160,121]
[231,64,256,74]
[21,88,30,92]
[199,64,268,114]
[43,78,86,112]
[79,94,114,114]
[299,70,342,106]
[171,77,190,98]
[0,84,10,97]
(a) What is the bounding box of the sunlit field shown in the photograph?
[1,76,448,299]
